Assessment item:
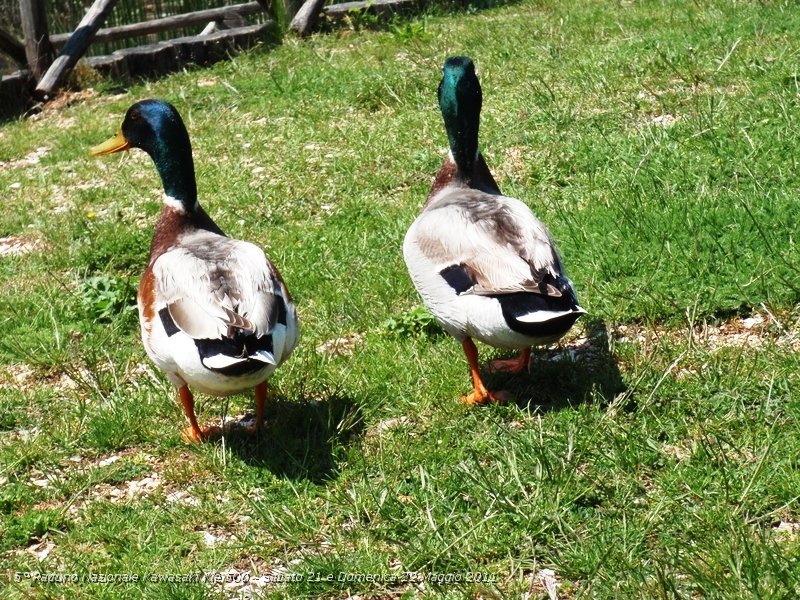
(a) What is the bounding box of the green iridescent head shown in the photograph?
[92,99,197,207]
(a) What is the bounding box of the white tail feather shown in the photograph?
[515,306,587,324]
[250,350,276,364]
[202,349,276,369]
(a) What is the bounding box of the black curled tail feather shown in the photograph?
[196,331,275,376]
[491,277,583,339]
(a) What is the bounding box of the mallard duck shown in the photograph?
[403,57,586,405]
[91,99,299,442]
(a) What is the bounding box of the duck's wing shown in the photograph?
[411,189,569,298]
[149,231,295,370]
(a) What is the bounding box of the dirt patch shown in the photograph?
[0,362,37,387]
[611,310,790,353]
[0,235,45,257]
[0,146,50,171]
[372,416,409,434]
[316,333,364,357]
[650,113,679,127]
[773,519,800,543]
[36,90,98,115]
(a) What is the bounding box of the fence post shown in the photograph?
[18,0,55,80]
[289,0,326,36]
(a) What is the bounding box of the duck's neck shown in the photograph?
[148,135,224,234]
[440,86,480,176]
[150,141,198,213]
[146,143,225,262]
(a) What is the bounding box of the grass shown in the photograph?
[1,0,800,597]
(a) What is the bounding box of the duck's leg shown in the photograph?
[246,381,267,435]
[489,347,531,375]
[178,386,219,443]
[461,338,509,406]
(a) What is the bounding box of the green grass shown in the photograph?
[2,0,800,597]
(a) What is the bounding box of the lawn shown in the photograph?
[1,0,800,597]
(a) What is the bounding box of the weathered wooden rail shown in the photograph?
[84,23,275,81]
[48,2,266,48]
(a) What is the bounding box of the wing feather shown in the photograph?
[411,189,565,296]
[152,231,282,341]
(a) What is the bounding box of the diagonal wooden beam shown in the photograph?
[35,0,118,97]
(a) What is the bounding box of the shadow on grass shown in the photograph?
[484,319,626,411]
[217,393,364,484]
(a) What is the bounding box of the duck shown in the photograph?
[91,99,299,442]
[403,57,586,405]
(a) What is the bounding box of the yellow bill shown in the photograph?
[90,130,130,156]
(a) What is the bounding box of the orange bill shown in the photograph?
[90,130,130,156]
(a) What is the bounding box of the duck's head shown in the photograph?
[91,99,197,209]
[438,56,482,173]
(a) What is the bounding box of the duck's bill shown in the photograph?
[90,130,130,156]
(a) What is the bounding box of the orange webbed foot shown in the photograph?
[181,425,222,444]
[460,338,513,406]
[178,386,221,444]
[489,348,531,375]
[461,389,510,406]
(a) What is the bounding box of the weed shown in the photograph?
[0,508,72,553]
[383,305,443,338]
[78,275,137,322]
[391,19,430,44]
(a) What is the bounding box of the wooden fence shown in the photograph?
[0,0,414,116]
